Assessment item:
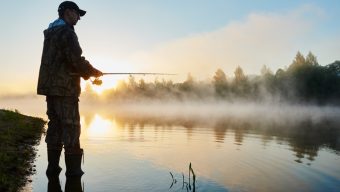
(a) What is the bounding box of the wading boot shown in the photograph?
[46,149,62,176]
[65,148,84,177]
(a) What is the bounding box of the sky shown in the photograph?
[0,0,339,95]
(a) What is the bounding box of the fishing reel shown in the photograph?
[90,77,102,86]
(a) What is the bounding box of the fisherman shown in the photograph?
[37,1,102,177]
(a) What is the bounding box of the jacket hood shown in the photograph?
[48,18,66,29]
[43,19,68,39]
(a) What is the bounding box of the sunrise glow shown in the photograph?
[81,76,124,95]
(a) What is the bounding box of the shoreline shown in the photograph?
[0,109,45,192]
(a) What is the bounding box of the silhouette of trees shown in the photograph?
[275,52,340,104]
[85,51,339,105]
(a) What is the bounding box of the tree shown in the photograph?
[261,65,273,76]
[185,73,194,85]
[323,61,340,103]
[293,51,306,66]
[128,75,137,89]
[213,68,228,97]
[181,73,195,91]
[275,68,285,78]
[213,68,227,84]
[260,65,275,95]
[288,51,306,72]
[138,78,146,90]
[232,66,249,97]
[305,51,318,66]
[234,66,246,83]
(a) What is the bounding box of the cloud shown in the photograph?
[129,5,331,80]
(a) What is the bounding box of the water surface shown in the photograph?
[1,97,339,191]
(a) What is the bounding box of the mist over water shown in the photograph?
[1,94,339,128]
[82,99,340,126]
[0,95,46,117]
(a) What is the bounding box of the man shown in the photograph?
[37,1,102,177]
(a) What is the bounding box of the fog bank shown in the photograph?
[82,100,340,129]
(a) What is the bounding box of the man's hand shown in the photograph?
[93,68,103,77]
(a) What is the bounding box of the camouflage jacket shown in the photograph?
[37,19,98,96]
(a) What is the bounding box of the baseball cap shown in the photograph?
[58,1,86,17]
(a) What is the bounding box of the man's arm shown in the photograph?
[63,29,102,79]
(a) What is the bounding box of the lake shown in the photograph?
[1,97,339,191]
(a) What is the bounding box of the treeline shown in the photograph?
[85,52,340,105]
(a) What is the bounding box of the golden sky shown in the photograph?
[0,1,339,95]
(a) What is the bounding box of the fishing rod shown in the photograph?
[70,72,177,85]
[93,72,176,85]
[103,72,176,75]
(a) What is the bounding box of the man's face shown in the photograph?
[64,9,80,26]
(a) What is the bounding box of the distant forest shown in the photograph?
[84,52,340,105]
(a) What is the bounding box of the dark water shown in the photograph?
[1,98,338,191]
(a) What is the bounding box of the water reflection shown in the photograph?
[81,111,340,162]
[76,110,340,191]
[47,176,83,192]
[83,114,115,139]
[65,176,83,192]
[47,176,62,192]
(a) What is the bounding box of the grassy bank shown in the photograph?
[0,109,45,192]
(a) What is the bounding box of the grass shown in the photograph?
[0,109,46,192]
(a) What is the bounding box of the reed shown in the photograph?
[169,162,196,191]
